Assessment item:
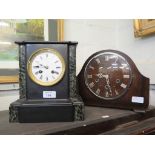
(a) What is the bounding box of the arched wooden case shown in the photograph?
[77,49,150,112]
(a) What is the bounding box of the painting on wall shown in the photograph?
[134,19,155,37]
[0,19,44,83]
[0,19,44,61]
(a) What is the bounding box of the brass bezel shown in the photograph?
[27,48,66,86]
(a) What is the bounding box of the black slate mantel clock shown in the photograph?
[78,49,150,112]
[9,41,84,123]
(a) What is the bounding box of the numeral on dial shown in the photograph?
[105,56,109,61]
[120,83,127,89]
[40,75,43,80]
[33,66,39,68]
[105,91,109,97]
[89,82,95,88]
[89,65,94,70]
[87,75,92,78]
[114,56,118,63]
[95,58,100,64]
[115,89,119,95]
[96,88,100,95]
[123,75,130,78]
[35,71,39,75]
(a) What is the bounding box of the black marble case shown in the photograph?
[9,41,84,123]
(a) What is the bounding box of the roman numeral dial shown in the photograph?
[27,48,66,86]
[84,52,132,99]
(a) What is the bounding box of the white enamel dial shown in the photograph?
[27,48,65,86]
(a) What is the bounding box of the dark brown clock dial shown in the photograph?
[84,52,132,100]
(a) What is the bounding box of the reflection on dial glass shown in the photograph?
[84,52,132,100]
[28,49,65,86]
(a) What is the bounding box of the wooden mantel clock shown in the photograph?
[9,41,84,123]
[78,49,149,112]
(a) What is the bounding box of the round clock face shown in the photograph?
[27,48,65,86]
[84,52,132,100]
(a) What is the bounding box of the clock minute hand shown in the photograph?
[39,64,49,69]
[99,73,112,94]
[105,77,112,94]
[96,73,112,94]
[103,75,112,91]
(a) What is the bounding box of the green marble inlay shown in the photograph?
[19,45,26,99]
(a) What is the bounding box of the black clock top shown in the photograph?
[15,41,78,45]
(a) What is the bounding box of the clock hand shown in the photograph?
[44,66,49,69]
[105,77,112,95]
[96,74,112,94]
[39,64,49,69]
[96,73,101,78]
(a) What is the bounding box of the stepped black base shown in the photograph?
[9,99,84,123]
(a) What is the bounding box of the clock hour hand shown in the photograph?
[44,66,49,69]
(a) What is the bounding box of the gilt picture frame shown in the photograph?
[0,19,64,84]
[134,19,155,37]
